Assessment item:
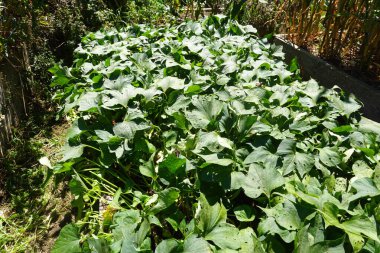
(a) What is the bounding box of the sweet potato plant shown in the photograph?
[50,16,380,252]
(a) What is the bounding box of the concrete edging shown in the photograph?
[274,37,380,122]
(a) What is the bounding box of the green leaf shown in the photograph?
[183,236,211,253]
[321,202,380,243]
[276,139,296,155]
[102,86,138,108]
[329,94,361,116]
[241,163,285,198]
[95,130,114,142]
[113,209,142,227]
[233,204,255,222]
[352,160,373,179]
[331,125,353,133]
[186,96,223,129]
[194,131,233,153]
[198,153,234,167]
[309,237,345,253]
[135,219,150,247]
[358,117,380,135]
[319,147,341,167]
[61,144,84,161]
[283,152,314,177]
[238,227,266,253]
[190,22,203,35]
[165,211,184,231]
[347,232,365,252]
[374,163,380,189]
[204,224,241,250]
[277,140,314,177]
[155,239,180,253]
[290,119,317,132]
[78,92,99,111]
[52,224,81,253]
[159,154,186,174]
[302,79,325,104]
[113,121,149,139]
[155,76,185,92]
[240,70,255,82]
[262,201,301,231]
[294,225,311,253]
[244,147,278,169]
[69,176,86,197]
[341,216,379,243]
[88,238,110,253]
[258,216,296,243]
[139,156,157,179]
[111,210,148,253]
[185,85,202,94]
[166,95,191,115]
[52,76,70,86]
[222,60,238,74]
[197,194,227,235]
[349,177,380,202]
[146,188,180,215]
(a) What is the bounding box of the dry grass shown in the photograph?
[278,0,380,80]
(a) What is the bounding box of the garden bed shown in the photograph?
[49,16,380,252]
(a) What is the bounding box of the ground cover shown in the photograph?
[50,16,380,252]
[0,121,71,252]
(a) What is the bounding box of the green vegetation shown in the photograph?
[1,1,380,252]
[0,1,176,251]
[50,16,380,252]
[0,0,177,108]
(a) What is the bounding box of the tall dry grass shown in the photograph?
[278,0,380,75]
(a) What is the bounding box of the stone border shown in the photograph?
[274,37,380,122]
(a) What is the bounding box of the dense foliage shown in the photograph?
[50,16,380,252]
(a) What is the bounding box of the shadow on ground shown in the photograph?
[0,112,72,252]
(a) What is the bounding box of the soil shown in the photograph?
[39,182,74,252]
